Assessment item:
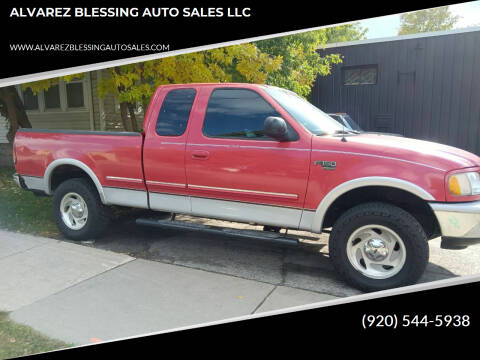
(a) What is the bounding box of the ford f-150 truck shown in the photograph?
[12,83,480,292]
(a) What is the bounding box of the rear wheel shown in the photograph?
[53,178,111,241]
[329,202,429,292]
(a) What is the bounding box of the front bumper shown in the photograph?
[430,201,480,249]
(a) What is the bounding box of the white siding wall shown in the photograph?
[0,116,8,143]
[28,111,91,130]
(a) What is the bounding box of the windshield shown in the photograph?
[265,86,345,135]
[343,115,362,131]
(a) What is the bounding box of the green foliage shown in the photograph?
[325,23,367,43]
[255,28,349,98]
[398,6,460,35]
[22,73,84,94]
[97,44,283,106]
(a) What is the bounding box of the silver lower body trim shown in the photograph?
[12,173,21,188]
[190,197,302,229]
[149,192,191,213]
[103,187,149,209]
[14,174,47,193]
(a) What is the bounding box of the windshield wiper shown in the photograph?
[333,129,361,135]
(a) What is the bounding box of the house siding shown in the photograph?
[27,111,91,130]
[0,116,8,143]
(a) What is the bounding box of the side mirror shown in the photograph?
[264,116,288,141]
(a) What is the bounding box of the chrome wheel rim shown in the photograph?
[346,224,406,279]
[60,192,88,230]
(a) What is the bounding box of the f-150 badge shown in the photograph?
[314,160,336,170]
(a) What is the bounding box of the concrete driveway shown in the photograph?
[2,213,480,346]
[89,214,480,297]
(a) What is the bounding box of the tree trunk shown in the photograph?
[0,86,32,143]
[127,103,138,132]
[119,102,132,131]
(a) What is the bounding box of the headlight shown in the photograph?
[448,172,480,196]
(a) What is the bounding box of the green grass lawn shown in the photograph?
[0,167,60,238]
[0,312,72,359]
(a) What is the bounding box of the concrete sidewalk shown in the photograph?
[0,230,336,345]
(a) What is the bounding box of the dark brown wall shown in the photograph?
[312,30,480,154]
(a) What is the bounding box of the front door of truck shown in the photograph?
[185,86,311,228]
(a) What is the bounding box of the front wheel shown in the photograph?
[53,178,111,241]
[329,202,429,292]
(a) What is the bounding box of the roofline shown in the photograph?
[322,26,480,49]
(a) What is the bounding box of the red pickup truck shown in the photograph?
[13,83,480,291]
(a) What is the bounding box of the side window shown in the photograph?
[156,89,196,136]
[203,89,281,139]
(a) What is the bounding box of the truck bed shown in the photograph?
[14,128,147,206]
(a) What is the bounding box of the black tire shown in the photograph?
[329,202,429,292]
[52,178,111,241]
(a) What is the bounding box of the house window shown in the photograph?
[343,65,378,86]
[17,77,87,112]
[44,85,61,109]
[22,88,39,111]
[66,82,85,108]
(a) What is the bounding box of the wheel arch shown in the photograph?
[44,159,107,204]
[311,177,436,234]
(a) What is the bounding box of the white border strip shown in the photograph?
[60,273,480,352]
[106,176,143,183]
[188,184,299,199]
[146,180,186,188]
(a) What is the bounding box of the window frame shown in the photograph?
[16,77,89,114]
[201,87,297,142]
[154,88,197,137]
[342,64,378,86]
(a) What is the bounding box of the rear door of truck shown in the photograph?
[142,85,199,213]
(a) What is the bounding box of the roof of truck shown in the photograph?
[157,82,265,87]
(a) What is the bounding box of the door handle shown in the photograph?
[191,150,210,160]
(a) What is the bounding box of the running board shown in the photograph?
[135,218,299,246]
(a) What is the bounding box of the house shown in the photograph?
[14,70,144,133]
[312,27,480,155]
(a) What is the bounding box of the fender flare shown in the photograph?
[310,176,435,233]
[43,159,107,204]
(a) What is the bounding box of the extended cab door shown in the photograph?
[185,86,312,229]
[143,86,198,213]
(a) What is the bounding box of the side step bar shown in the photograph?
[136,218,299,246]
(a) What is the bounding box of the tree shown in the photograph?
[0,86,32,143]
[398,6,460,35]
[254,30,340,98]
[253,23,367,99]
[97,44,283,130]
[325,23,367,43]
